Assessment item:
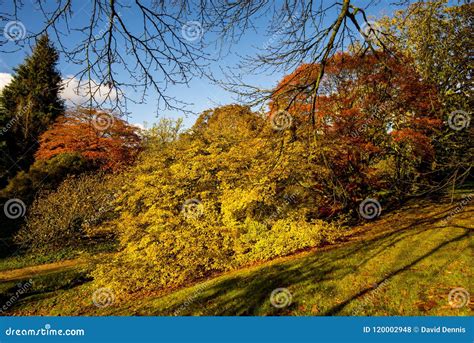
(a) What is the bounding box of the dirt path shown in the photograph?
[0,258,85,283]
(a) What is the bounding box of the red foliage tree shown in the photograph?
[36,107,142,171]
[269,51,442,209]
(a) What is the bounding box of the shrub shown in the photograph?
[236,216,344,264]
[0,153,90,240]
[92,109,263,292]
[0,153,89,203]
[93,218,235,293]
[15,173,121,252]
[91,109,347,293]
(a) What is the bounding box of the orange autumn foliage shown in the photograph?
[270,52,441,130]
[35,108,142,171]
[269,51,442,205]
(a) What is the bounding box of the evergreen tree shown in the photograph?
[0,34,64,184]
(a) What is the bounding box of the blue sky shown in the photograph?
[0,1,403,128]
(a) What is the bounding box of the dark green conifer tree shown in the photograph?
[0,34,64,185]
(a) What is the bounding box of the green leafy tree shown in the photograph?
[0,34,64,184]
[381,1,473,186]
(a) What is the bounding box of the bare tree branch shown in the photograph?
[0,0,414,116]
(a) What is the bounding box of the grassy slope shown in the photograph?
[1,191,472,316]
[0,258,86,283]
[0,241,116,272]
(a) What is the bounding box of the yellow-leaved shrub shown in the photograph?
[235,214,343,264]
[92,107,345,294]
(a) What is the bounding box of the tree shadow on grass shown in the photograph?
[0,269,92,315]
[4,202,472,316]
[159,222,471,316]
[323,229,470,315]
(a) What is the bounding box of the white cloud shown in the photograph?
[0,73,13,91]
[0,73,117,105]
[61,76,118,106]
[132,122,146,130]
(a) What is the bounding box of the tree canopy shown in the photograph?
[36,107,142,171]
[0,34,64,183]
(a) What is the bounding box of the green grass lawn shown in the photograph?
[1,191,472,316]
[0,241,117,273]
